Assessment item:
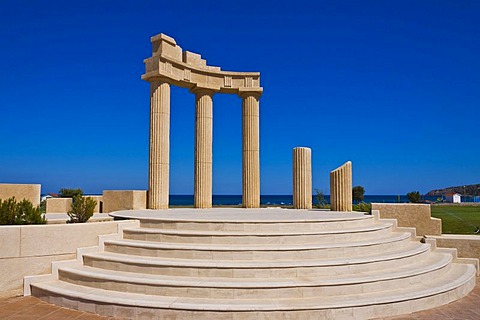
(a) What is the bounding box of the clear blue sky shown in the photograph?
[1,1,479,195]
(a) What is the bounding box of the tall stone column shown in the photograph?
[192,88,214,208]
[330,161,353,211]
[148,80,170,209]
[293,147,312,209]
[240,92,261,208]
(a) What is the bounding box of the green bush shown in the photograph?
[59,188,83,198]
[314,189,330,209]
[352,185,365,204]
[67,195,97,223]
[0,197,46,225]
[407,191,421,203]
[352,202,372,214]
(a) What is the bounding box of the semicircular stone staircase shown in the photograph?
[26,208,477,319]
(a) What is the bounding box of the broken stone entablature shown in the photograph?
[142,33,262,96]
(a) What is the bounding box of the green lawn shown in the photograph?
[431,205,480,234]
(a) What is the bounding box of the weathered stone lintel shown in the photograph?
[143,33,262,95]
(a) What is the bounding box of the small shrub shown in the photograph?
[407,191,421,203]
[353,202,372,214]
[59,188,83,198]
[67,195,97,223]
[315,189,330,209]
[352,185,365,204]
[40,199,46,213]
[0,197,46,225]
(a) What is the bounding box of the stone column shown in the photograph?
[148,80,170,209]
[192,88,214,208]
[330,161,352,211]
[240,92,261,208]
[293,147,312,209]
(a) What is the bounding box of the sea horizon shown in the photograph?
[167,194,454,206]
[41,194,478,205]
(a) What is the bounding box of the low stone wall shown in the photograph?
[371,203,442,236]
[0,221,126,298]
[103,190,147,213]
[88,195,103,213]
[0,183,41,206]
[46,196,103,213]
[430,235,480,259]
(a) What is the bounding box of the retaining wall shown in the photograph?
[0,183,41,207]
[371,203,442,236]
[0,221,128,298]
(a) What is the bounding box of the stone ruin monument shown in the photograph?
[142,34,263,209]
[18,33,477,320]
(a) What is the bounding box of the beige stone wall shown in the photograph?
[46,198,72,213]
[86,195,103,213]
[103,190,147,213]
[0,183,41,207]
[47,196,103,214]
[371,203,442,236]
[431,235,480,259]
[0,221,123,298]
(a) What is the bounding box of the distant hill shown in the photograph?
[426,184,480,196]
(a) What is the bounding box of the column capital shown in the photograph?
[190,84,219,96]
[152,76,172,84]
[238,87,263,99]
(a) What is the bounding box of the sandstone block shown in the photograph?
[103,190,147,213]
[0,183,41,206]
[46,198,72,213]
[371,203,442,236]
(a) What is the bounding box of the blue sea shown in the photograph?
[168,195,458,206]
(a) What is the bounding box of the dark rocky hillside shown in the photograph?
[426,184,480,196]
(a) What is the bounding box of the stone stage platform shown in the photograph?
[109,207,367,222]
[28,208,476,319]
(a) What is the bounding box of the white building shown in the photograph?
[445,193,461,203]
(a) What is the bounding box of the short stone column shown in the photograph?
[293,147,312,209]
[330,161,352,211]
[240,91,261,208]
[148,80,170,209]
[192,88,214,208]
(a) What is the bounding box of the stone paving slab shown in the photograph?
[2,277,478,319]
[45,213,113,224]
[109,208,368,222]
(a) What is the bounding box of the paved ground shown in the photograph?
[1,277,478,320]
[109,207,367,221]
[45,213,112,224]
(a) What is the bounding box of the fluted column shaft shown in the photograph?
[193,89,214,208]
[241,93,260,208]
[148,80,170,209]
[293,147,312,209]
[330,161,352,211]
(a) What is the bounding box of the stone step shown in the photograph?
[111,210,375,232]
[122,221,394,245]
[104,231,412,260]
[58,253,452,299]
[82,242,431,278]
[31,263,476,319]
